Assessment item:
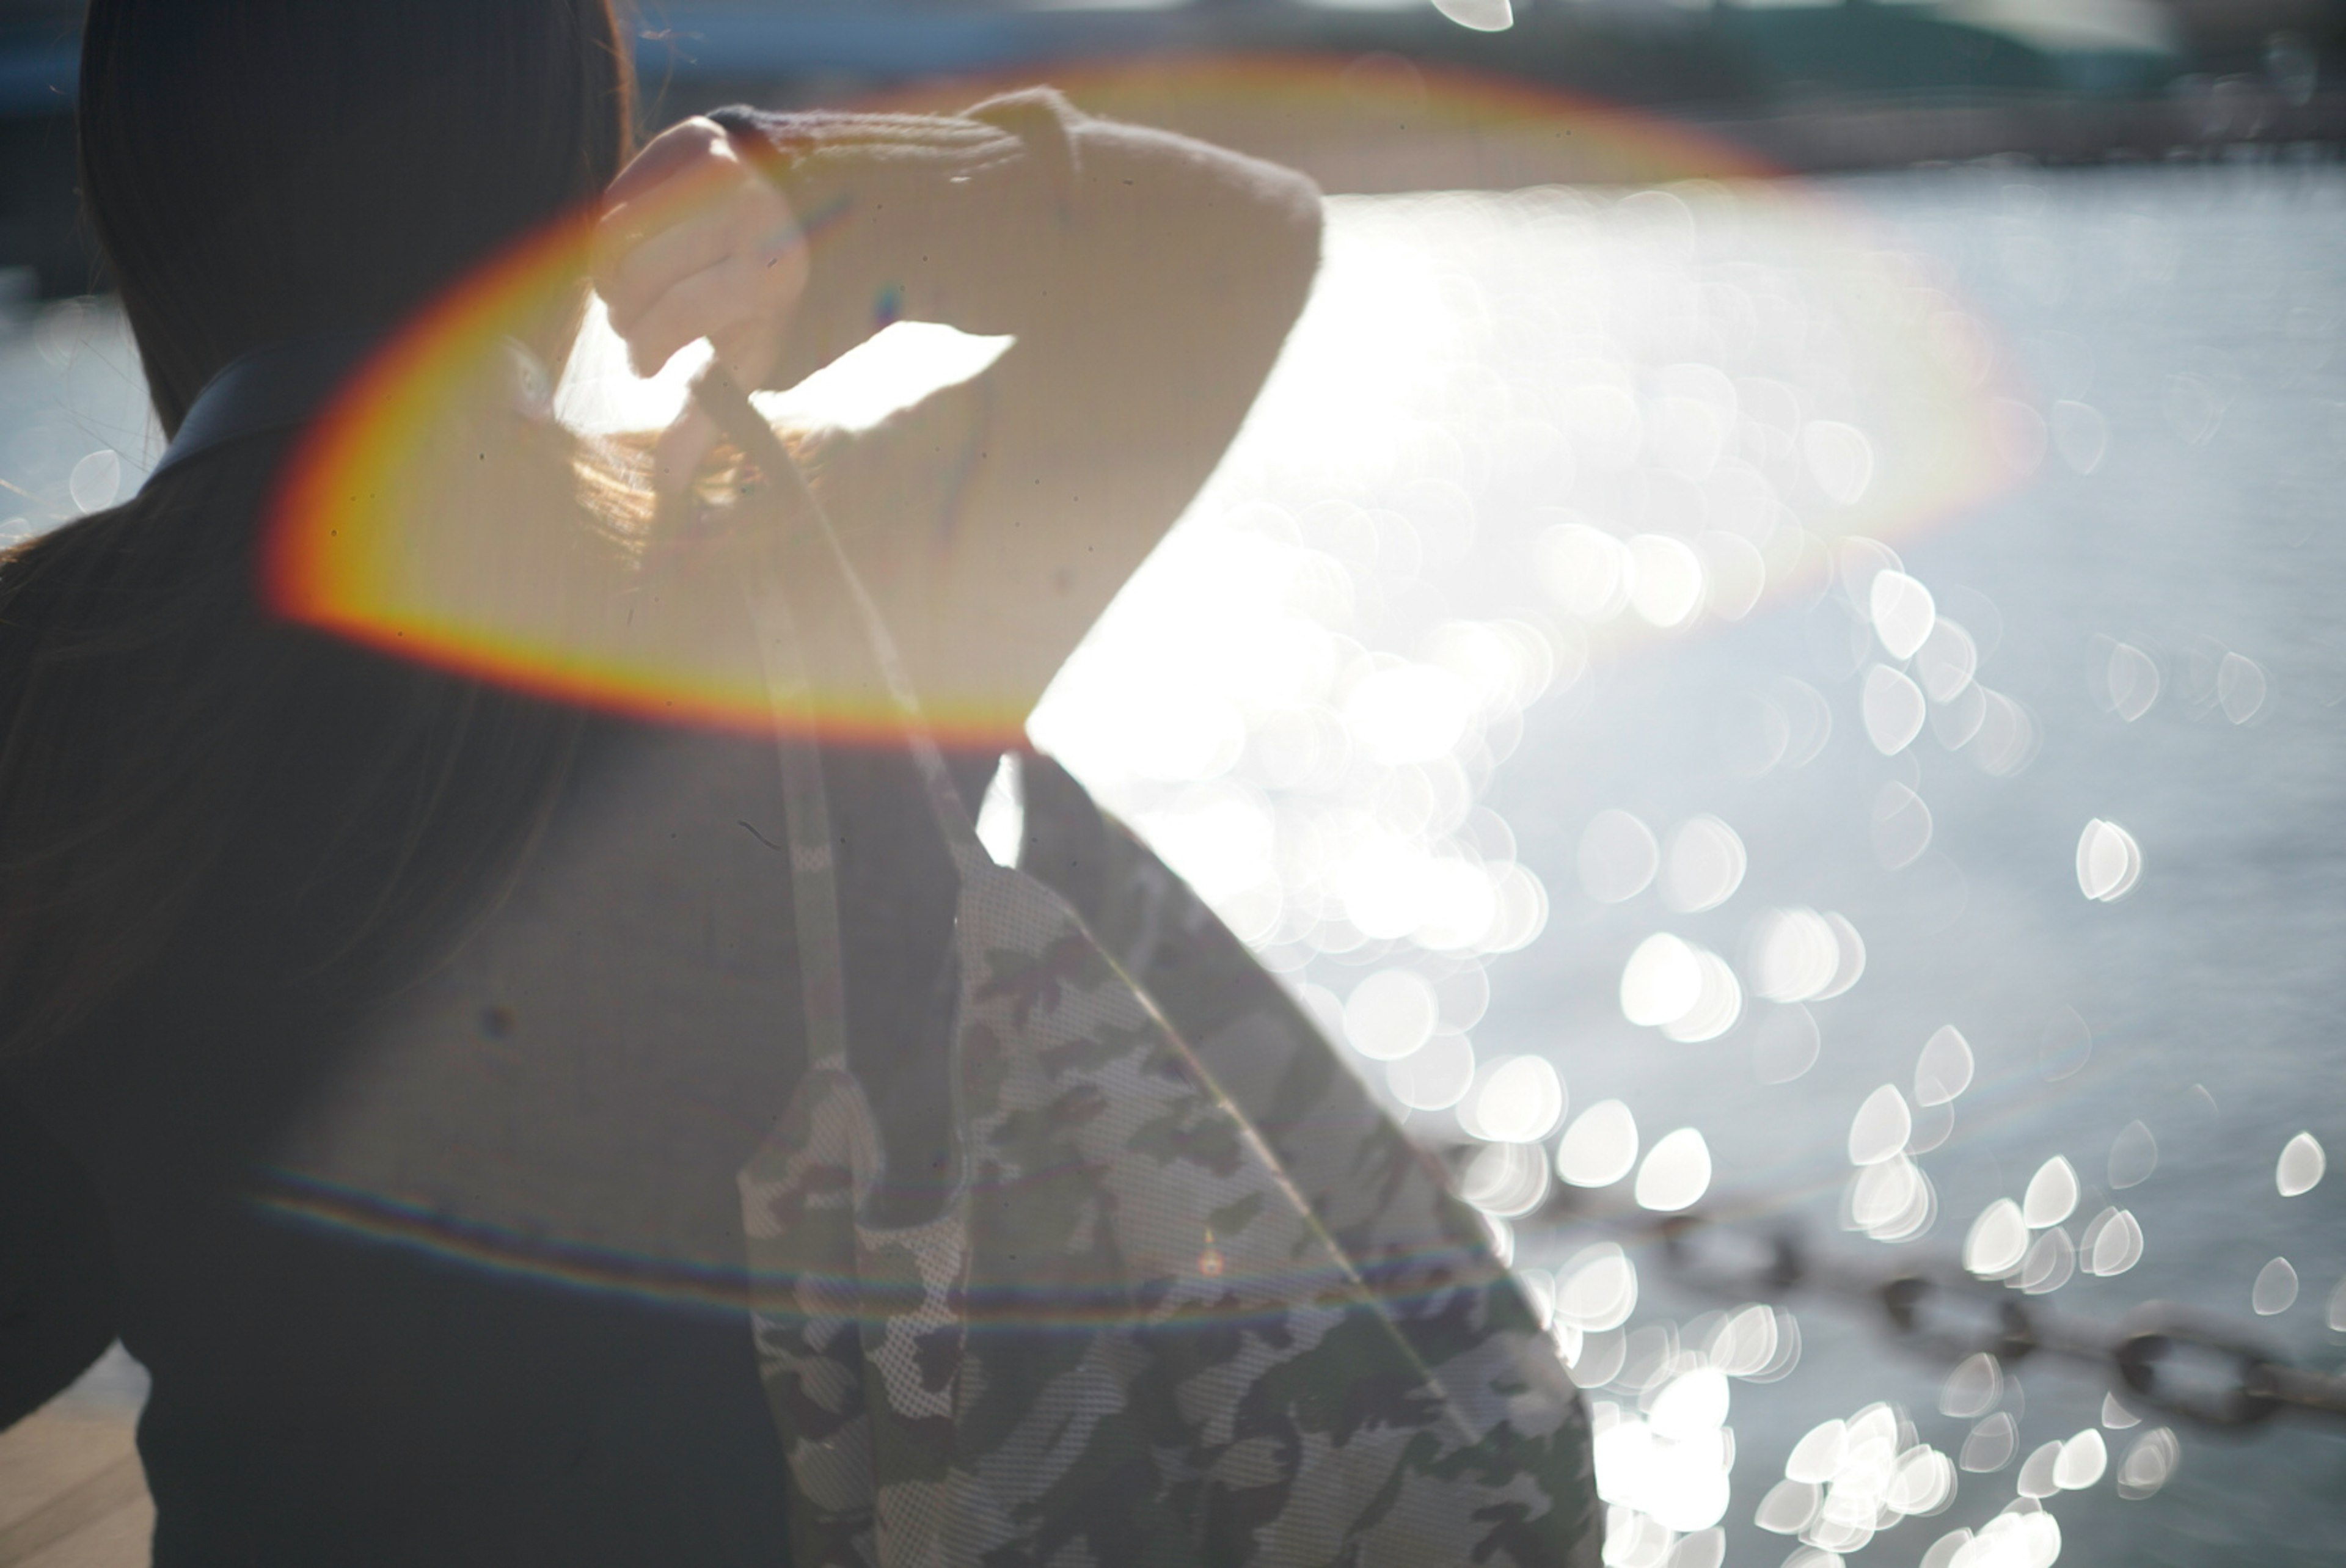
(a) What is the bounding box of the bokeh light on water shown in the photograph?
[10,145,2345,1562]
[1021,162,2346,1563]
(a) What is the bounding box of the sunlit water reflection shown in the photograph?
[11,162,2345,1563]
[1037,162,2346,1567]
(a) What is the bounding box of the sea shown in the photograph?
[10,159,2343,1566]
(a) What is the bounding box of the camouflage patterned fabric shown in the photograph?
[704,371,1598,1567]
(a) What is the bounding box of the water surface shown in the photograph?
[13,161,2343,1566]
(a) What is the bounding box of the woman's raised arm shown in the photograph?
[596,93,1323,710]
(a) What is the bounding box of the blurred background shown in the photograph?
[0,0,2341,295]
[2,2,2343,1566]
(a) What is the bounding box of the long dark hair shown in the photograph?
[0,2,634,1058]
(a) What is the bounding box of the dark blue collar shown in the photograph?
[149,333,380,482]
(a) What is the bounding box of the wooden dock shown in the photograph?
[0,1351,152,1568]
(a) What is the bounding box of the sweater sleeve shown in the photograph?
[0,1079,121,1428]
[704,86,1081,219]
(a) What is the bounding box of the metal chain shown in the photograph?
[1486,1177,2346,1431]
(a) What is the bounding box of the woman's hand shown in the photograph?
[593,117,809,492]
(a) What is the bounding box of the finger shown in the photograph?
[651,406,720,498]
[595,147,751,302]
[602,127,745,241]
[602,117,729,211]
[714,226,811,382]
[621,253,796,380]
[709,318,790,403]
[623,260,772,379]
[598,197,745,334]
[593,172,747,307]
[760,268,864,395]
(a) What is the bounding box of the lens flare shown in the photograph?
[265,192,1042,749]
[237,56,2032,1330]
[261,53,2026,775]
